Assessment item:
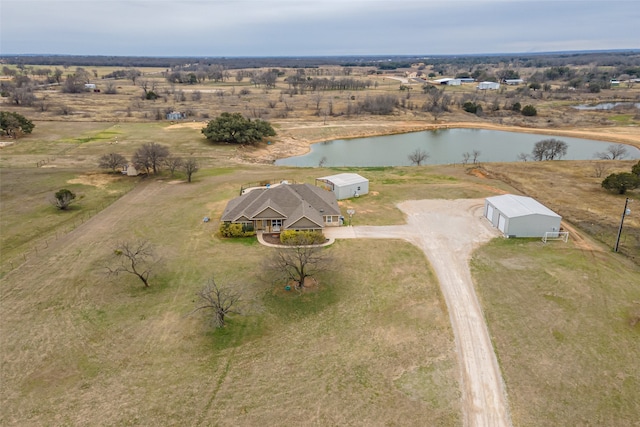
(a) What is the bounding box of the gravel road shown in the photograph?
[326,198,512,427]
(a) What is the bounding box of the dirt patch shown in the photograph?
[164,122,206,130]
[67,173,121,190]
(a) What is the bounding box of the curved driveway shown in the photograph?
[325,199,512,427]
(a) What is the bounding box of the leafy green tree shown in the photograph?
[201,112,276,145]
[51,189,76,210]
[601,172,640,194]
[521,105,537,116]
[0,111,35,138]
[632,160,640,177]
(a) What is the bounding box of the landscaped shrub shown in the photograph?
[280,230,325,245]
[219,222,255,238]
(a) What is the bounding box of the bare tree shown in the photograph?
[132,142,170,174]
[517,152,530,162]
[472,150,481,164]
[595,144,629,160]
[98,152,127,173]
[532,139,568,161]
[266,235,332,289]
[592,162,609,178]
[182,158,199,183]
[106,240,156,288]
[192,276,241,328]
[462,152,471,165]
[126,68,141,85]
[105,82,117,94]
[408,149,430,166]
[164,156,183,177]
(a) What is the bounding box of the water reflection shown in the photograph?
[275,129,640,167]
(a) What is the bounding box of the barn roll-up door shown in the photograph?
[498,214,506,233]
[486,204,494,223]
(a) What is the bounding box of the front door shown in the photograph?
[272,219,282,232]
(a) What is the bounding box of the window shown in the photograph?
[326,216,332,223]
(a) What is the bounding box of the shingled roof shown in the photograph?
[221,183,340,229]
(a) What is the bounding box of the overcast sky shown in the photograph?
[1,0,638,57]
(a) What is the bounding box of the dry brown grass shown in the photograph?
[482,160,640,259]
[0,166,463,426]
[2,63,640,426]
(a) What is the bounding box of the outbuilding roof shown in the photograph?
[317,173,368,186]
[486,194,561,218]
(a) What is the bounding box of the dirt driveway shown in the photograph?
[325,199,512,427]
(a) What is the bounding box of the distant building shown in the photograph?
[122,164,140,176]
[434,78,461,86]
[458,78,475,83]
[504,79,524,85]
[477,81,500,90]
[84,83,96,90]
[610,79,620,86]
[166,111,186,120]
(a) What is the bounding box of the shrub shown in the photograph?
[219,222,255,238]
[280,230,326,245]
[52,188,76,210]
[521,105,537,116]
[601,172,640,194]
[358,95,398,115]
[462,101,478,114]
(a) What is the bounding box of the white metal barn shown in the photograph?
[477,81,500,90]
[484,194,562,237]
[316,173,369,200]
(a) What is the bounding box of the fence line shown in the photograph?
[1,197,119,276]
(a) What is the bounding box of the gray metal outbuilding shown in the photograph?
[316,173,369,200]
[484,194,562,237]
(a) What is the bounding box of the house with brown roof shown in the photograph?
[221,183,341,234]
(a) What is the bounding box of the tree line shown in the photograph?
[99,142,199,182]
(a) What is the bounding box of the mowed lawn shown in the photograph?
[0,168,461,426]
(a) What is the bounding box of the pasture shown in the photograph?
[1,61,640,425]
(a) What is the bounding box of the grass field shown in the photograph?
[471,238,640,426]
[1,164,463,426]
[2,68,640,425]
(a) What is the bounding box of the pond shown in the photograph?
[274,128,640,167]
[573,102,640,110]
